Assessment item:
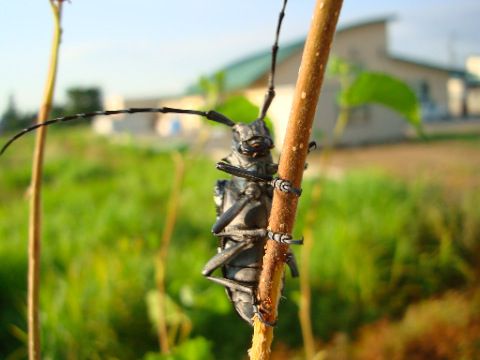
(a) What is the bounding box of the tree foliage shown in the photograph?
[64,87,102,117]
[0,87,102,133]
[0,95,35,132]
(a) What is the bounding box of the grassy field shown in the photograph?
[0,128,479,359]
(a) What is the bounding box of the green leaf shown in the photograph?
[327,56,362,78]
[215,95,275,134]
[144,337,214,360]
[215,95,258,123]
[339,72,422,132]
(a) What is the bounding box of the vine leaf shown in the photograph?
[339,72,423,133]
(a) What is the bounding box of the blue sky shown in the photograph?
[0,0,479,115]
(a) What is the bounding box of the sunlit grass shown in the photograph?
[0,128,478,359]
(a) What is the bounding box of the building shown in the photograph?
[464,56,480,116]
[95,16,466,146]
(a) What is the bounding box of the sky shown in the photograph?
[0,0,479,115]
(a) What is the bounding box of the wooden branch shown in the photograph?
[28,2,64,359]
[249,1,343,358]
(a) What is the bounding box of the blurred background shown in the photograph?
[1,1,480,359]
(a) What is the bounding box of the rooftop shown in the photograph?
[186,16,466,95]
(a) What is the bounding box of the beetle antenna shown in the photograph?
[0,107,235,156]
[258,0,288,121]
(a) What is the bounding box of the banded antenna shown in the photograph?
[0,108,234,156]
[258,0,287,121]
[0,0,289,156]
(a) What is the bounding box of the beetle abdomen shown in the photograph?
[230,290,256,325]
[221,237,264,324]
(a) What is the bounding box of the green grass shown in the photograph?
[417,131,480,145]
[0,128,478,359]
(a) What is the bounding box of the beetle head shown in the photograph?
[232,119,274,158]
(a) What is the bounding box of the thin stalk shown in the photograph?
[299,185,321,360]
[156,151,185,353]
[320,106,349,167]
[28,2,64,359]
[155,111,210,354]
[249,1,343,359]
[298,106,349,359]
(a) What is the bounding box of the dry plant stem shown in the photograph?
[249,1,343,359]
[299,228,316,359]
[28,2,63,359]
[298,93,350,358]
[319,106,349,168]
[299,183,321,360]
[298,107,348,359]
[156,152,185,353]
[155,128,207,354]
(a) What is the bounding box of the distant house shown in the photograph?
[93,95,204,138]
[464,56,480,116]
[95,16,466,146]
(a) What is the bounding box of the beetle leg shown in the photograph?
[214,179,227,218]
[213,228,267,239]
[267,230,303,245]
[269,178,302,196]
[252,296,277,327]
[205,276,254,295]
[202,239,254,276]
[216,162,272,182]
[303,141,318,170]
[215,228,303,246]
[266,162,279,175]
[216,162,302,196]
[285,251,299,277]
[211,195,251,234]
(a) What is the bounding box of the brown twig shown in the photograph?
[249,1,343,359]
[28,2,64,359]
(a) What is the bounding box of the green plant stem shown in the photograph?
[28,2,63,359]
[156,151,185,354]
[249,1,343,358]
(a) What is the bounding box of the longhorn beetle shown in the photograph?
[1,0,315,326]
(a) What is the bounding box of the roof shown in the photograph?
[466,73,480,87]
[389,53,465,76]
[336,15,396,33]
[185,39,304,94]
[185,15,465,95]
